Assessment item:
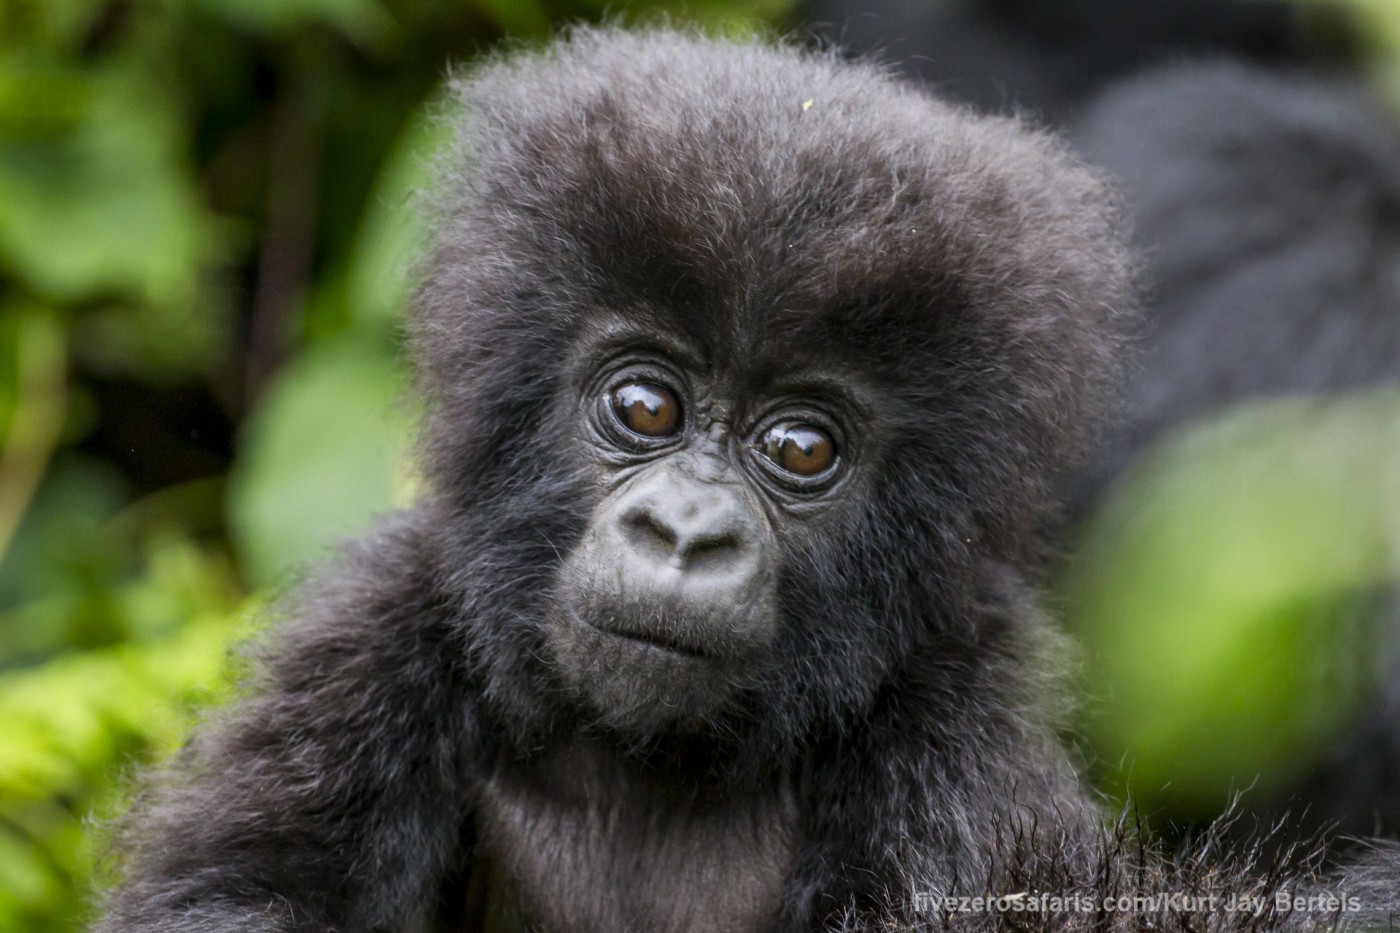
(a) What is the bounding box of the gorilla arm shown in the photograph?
[97,511,476,933]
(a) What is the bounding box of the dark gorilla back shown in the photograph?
[1074,62,1400,500]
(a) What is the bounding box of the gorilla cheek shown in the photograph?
[547,463,781,730]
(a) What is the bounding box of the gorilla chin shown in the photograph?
[548,570,778,733]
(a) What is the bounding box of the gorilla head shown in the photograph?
[412,28,1134,745]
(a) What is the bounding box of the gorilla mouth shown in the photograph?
[584,618,711,659]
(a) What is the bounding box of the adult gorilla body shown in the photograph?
[98,29,1400,932]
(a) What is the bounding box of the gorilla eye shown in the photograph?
[610,382,682,438]
[759,422,837,477]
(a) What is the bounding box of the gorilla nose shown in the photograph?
[624,506,741,570]
[618,485,757,576]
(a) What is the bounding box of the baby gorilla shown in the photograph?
[97,27,1400,933]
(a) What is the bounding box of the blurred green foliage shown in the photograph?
[0,611,238,929]
[1060,0,1400,829]
[1061,390,1400,818]
[0,0,790,928]
[1301,0,1400,102]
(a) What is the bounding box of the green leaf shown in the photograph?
[341,104,451,335]
[1062,389,1400,814]
[0,56,227,376]
[226,339,414,588]
[0,611,238,932]
[472,0,551,37]
[184,0,397,43]
[0,63,206,306]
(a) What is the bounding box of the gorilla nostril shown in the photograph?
[620,506,750,573]
[623,510,679,558]
[677,528,744,572]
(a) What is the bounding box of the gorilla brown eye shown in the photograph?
[611,382,681,437]
[760,422,837,477]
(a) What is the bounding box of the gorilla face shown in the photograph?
[414,29,1134,750]
[547,327,866,730]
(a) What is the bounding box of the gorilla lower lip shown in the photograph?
[588,620,709,658]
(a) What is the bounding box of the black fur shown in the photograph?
[802,0,1303,120]
[1074,62,1400,502]
[97,29,1400,932]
